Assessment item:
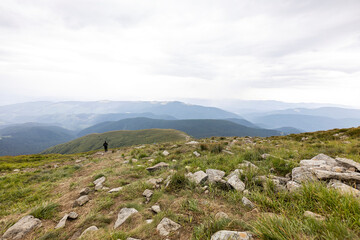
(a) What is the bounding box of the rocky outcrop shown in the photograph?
[114,208,138,229]
[211,230,251,240]
[186,171,208,184]
[206,169,225,183]
[1,215,42,240]
[156,217,181,236]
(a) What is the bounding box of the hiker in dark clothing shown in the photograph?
[103,141,108,152]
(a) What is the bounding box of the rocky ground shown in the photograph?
[1,127,360,239]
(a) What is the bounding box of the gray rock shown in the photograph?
[226,169,243,180]
[193,151,201,157]
[239,161,258,169]
[55,214,68,229]
[313,170,360,183]
[227,175,245,191]
[108,187,123,193]
[162,150,170,156]
[80,226,98,238]
[186,171,208,184]
[151,204,161,214]
[127,238,141,240]
[142,189,153,202]
[242,196,255,209]
[311,154,337,166]
[1,215,42,240]
[73,195,89,207]
[206,169,226,183]
[145,219,153,224]
[79,187,90,196]
[335,157,360,171]
[147,178,164,188]
[328,179,360,197]
[156,217,181,236]
[93,176,106,186]
[292,167,317,183]
[114,208,138,229]
[286,181,301,192]
[186,141,199,145]
[68,212,78,219]
[222,150,234,155]
[215,212,229,220]
[300,160,327,167]
[146,162,169,172]
[304,211,325,221]
[261,153,271,159]
[211,230,251,240]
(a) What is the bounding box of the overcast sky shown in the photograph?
[0,0,360,107]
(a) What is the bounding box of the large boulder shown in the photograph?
[211,230,251,240]
[1,215,42,240]
[156,217,181,236]
[206,169,225,183]
[114,208,138,229]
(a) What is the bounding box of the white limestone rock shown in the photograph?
[156,217,181,236]
[114,208,138,229]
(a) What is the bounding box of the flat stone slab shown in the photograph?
[335,157,360,171]
[108,187,123,193]
[328,180,360,197]
[1,215,42,240]
[93,176,106,186]
[314,170,360,183]
[211,230,251,240]
[156,217,181,236]
[114,208,138,229]
[146,162,169,172]
[55,214,68,229]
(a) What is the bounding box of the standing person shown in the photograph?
[103,141,108,152]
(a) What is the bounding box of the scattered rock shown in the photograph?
[328,179,360,197]
[186,171,208,184]
[156,217,181,236]
[261,153,271,159]
[151,204,161,214]
[13,169,20,172]
[147,178,164,188]
[127,238,141,240]
[146,162,169,172]
[162,150,170,156]
[210,230,251,240]
[145,219,153,224]
[292,167,317,183]
[75,159,82,163]
[227,175,245,192]
[242,196,255,209]
[108,187,123,193]
[215,211,229,220]
[193,151,201,157]
[142,189,153,203]
[93,176,106,191]
[186,141,199,145]
[80,226,98,238]
[222,150,234,155]
[55,214,68,229]
[206,169,226,183]
[1,215,42,240]
[239,161,258,169]
[226,169,243,180]
[68,212,78,219]
[73,195,89,207]
[286,181,301,192]
[79,187,90,196]
[304,211,325,221]
[114,208,138,229]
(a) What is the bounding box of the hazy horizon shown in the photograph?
[1,1,360,107]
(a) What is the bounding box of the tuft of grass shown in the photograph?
[30,202,59,219]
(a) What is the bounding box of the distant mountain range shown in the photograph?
[78,117,282,139]
[42,129,188,154]
[0,123,75,156]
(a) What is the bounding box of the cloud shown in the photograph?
[0,0,360,106]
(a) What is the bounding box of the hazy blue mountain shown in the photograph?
[225,118,260,128]
[253,107,360,119]
[78,117,281,138]
[0,123,75,156]
[253,114,360,132]
[0,101,240,129]
[273,127,304,135]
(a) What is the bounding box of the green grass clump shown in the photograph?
[30,202,59,219]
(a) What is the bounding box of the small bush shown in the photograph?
[30,202,59,219]
[165,172,192,192]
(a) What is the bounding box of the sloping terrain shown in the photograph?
[0,123,75,156]
[1,127,360,239]
[78,117,281,138]
[43,129,189,154]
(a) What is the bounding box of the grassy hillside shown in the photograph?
[0,123,75,156]
[78,117,281,138]
[43,129,188,154]
[1,127,360,240]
